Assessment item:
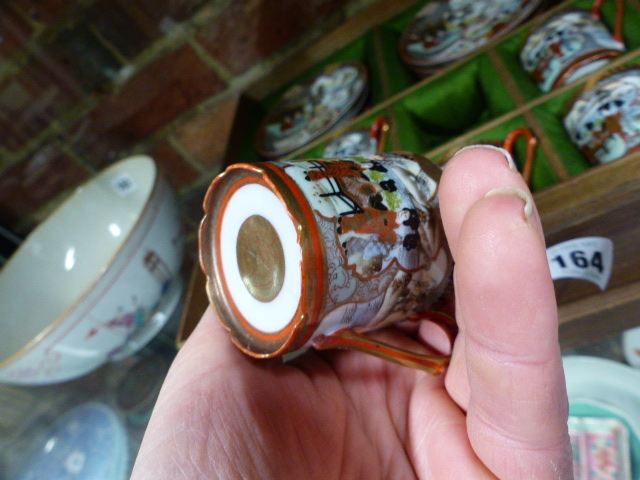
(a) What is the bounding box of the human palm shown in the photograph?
[131,147,573,480]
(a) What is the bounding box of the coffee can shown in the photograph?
[199,152,455,373]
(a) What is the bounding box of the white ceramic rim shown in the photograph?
[563,355,640,475]
[0,155,159,368]
[563,355,640,434]
[219,182,303,333]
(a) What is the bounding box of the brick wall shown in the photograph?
[0,0,379,237]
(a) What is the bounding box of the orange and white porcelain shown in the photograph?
[521,0,625,92]
[200,153,455,374]
[0,155,184,385]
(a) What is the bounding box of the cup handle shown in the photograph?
[591,0,625,44]
[312,310,457,375]
[370,116,390,154]
[503,127,538,187]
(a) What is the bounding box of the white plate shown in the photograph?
[564,355,640,478]
[564,356,640,431]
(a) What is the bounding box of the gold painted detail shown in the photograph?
[236,215,285,303]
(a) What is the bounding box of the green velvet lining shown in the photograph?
[242,0,640,188]
[373,24,421,97]
[430,115,560,192]
[531,90,593,178]
[397,59,485,135]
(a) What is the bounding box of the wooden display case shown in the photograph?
[232,0,640,349]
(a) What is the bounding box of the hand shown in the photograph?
[130,146,573,480]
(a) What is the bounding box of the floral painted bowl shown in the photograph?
[0,155,184,385]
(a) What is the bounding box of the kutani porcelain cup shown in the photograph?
[520,0,625,92]
[200,153,455,374]
[564,67,640,164]
[322,117,389,158]
[0,155,184,385]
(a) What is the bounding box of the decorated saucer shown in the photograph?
[399,0,544,74]
[256,61,369,158]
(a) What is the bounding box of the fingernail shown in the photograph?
[453,144,518,172]
[484,186,534,222]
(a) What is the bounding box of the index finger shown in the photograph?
[438,145,543,258]
[438,146,573,479]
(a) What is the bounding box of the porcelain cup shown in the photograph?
[564,67,640,164]
[521,0,625,92]
[200,152,455,374]
[0,155,184,385]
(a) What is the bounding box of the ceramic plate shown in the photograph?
[399,0,544,71]
[14,402,129,480]
[564,356,640,478]
[256,61,369,158]
[570,399,640,478]
[564,356,640,430]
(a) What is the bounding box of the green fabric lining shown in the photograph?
[374,24,421,97]
[457,115,559,192]
[243,0,640,180]
[397,59,485,134]
[531,92,593,177]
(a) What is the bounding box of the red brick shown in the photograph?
[0,117,30,153]
[196,0,349,74]
[63,116,137,169]
[149,140,201,189]
[173,95,242,169]
[11,0,70,25]
[86,0,160,60]
[0,143,90,230]
[47,23,123,91]
[0,5,34,59]
[95,45,224,137]
[0,58,81,152]
[124,0,210,26]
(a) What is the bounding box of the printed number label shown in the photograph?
[546,237,614,290]
[111,172,137,197]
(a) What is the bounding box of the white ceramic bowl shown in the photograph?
[0,155,184,385]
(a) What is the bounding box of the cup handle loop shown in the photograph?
[503,127,538,187]
[591,0,625,44]
[313,322,454,376]
[370,116,390,154]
